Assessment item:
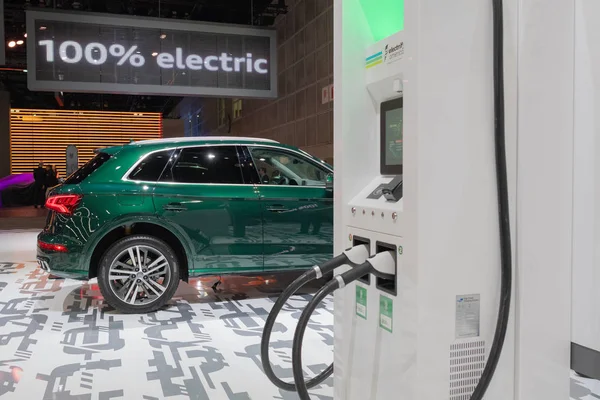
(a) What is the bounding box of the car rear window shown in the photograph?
[127,149,174,182]
[63,152,111,185]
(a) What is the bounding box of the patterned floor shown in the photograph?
[0,231,334,400]
[0,230,597,400]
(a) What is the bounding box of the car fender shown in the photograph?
[81,213,195,270]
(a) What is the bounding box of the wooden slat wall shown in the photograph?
[10,109,162,177]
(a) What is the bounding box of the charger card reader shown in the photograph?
[382,176,403,202]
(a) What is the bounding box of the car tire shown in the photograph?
[97,235,180,314]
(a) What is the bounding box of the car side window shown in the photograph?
[249,147,329,187]
[161,146,244,184]
[127,149,174,182]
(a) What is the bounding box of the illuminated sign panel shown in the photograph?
[10,109,162,176]
[26,10,277,98]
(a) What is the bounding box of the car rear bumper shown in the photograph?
[37,257,51,272]
[37,232,88,280]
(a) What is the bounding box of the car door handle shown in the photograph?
[266,205,288,213]
[163,203,187,212]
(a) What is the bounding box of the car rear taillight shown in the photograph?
[45,194,82,216]
[38,240,68,253]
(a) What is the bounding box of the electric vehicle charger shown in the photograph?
[291,251,396,399]
[260,244,370,391]
[262,0,511,397]
[288,0,511,398]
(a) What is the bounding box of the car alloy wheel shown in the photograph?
[108,245,172,306]
[97,235,180,313]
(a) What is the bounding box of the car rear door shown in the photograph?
[152,145,263,275]
[245,145,334,271]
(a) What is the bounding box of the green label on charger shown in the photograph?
[356,286,367,319]
[379,295,393,333]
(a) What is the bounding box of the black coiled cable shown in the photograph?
[260,253,352,391]
[292,262,375,400]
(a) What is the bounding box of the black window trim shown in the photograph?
[238,145,261,185]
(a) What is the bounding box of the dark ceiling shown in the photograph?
[1,0,286,114]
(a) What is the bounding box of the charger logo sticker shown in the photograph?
[366,42,404,69]
[385,42,404,63]
[366,51,383,69]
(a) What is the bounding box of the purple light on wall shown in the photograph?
[0,174,34,208]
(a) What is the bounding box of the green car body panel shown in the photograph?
[37,138,334,280]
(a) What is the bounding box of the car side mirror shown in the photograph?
[325,173,334,191]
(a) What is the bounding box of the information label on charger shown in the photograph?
[356,286,367,319]
[455,294,481,339]
[379,295,393,333]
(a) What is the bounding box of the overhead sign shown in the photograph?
[26,10,277,98]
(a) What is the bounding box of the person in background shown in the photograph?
[33,162,46,209]
[258,167,270,184]
[45,165,59,198]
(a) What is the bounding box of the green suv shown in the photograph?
[37,137,333,313]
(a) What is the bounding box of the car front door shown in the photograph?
[246,145,334,271]
[152,145,263,276]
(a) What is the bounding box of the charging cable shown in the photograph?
[260,244,370,391]
[470,0,512,398]
[291,251,396,400]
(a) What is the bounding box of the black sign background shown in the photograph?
[27,10,277,98]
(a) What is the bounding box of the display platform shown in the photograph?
[0,230,596,400]
[0,230,333,400]
[0,207,47,231]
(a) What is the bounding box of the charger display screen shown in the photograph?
[380,97,403,175]
[385,107,403,167]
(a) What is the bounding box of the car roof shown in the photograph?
[100,136,333,171]
[133,136,279,146]
[101,136,280,154]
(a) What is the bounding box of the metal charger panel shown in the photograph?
[26,10,277,98]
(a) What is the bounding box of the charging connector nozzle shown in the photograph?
[366,250,396,279]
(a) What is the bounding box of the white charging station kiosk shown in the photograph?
[571,0,600,380]
[332,0,574,399]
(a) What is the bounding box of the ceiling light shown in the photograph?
[160,33,167,39]
[24,33,27,38]
[39,26,47,31]
[16,40,24,45]
[8,41,16,48]
[151,52,158,57]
